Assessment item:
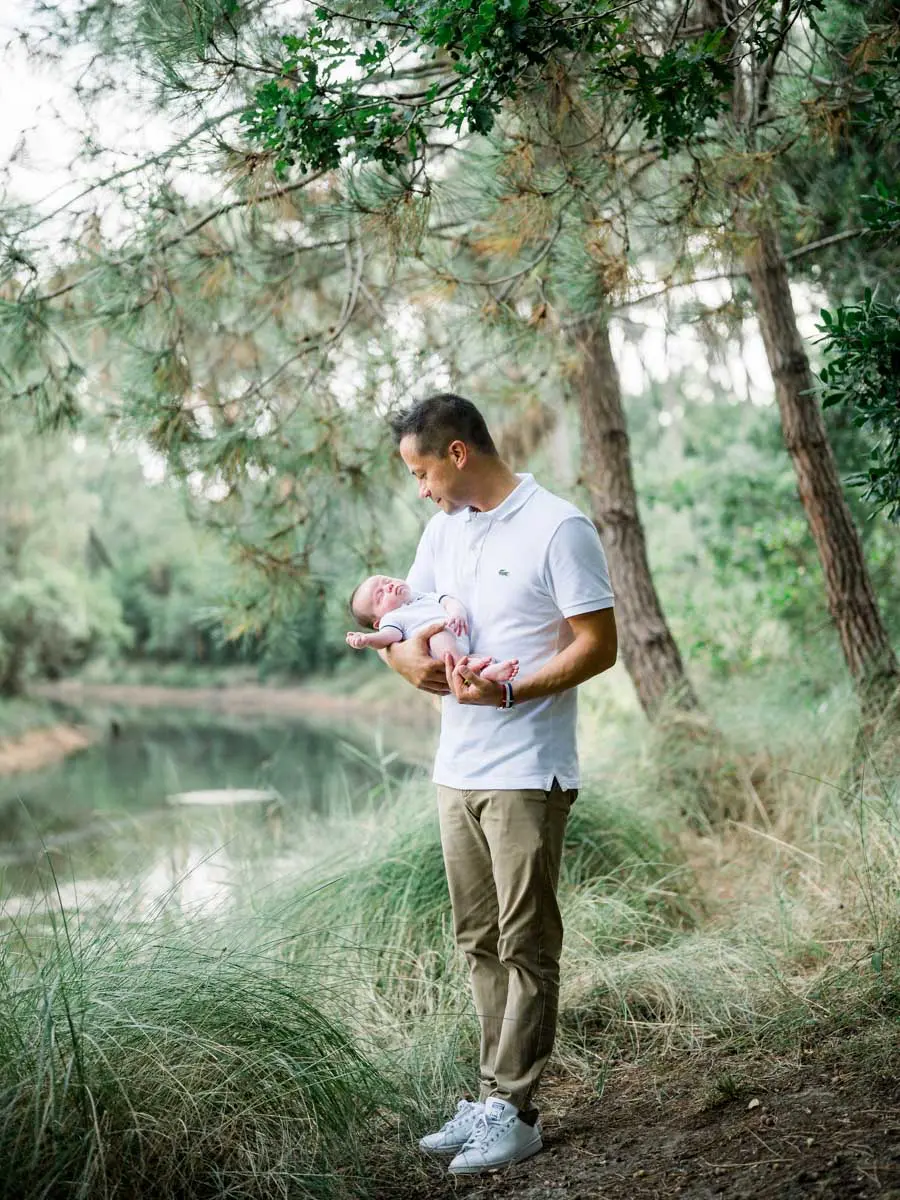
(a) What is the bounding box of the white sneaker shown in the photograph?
[418,1099,485,1155]
[447,1097,543,1174]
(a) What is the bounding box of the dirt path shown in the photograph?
[380,1042,900,1199]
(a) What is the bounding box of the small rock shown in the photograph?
[748,1097,761,1110]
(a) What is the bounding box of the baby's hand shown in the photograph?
[345,632,370,650]
[446,615,468,638]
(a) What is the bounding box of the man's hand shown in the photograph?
[384,621,451,695]
[445,654,504,707]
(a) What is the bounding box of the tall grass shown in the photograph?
[1,676,898,1197]
[252,781,697,1121]
[0,900,388,1200]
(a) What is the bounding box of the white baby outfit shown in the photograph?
[379,592,470,655]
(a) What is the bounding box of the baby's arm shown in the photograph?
[346,628,403,651]
[439,594,469,638]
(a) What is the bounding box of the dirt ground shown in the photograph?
[380,1040,900,1200]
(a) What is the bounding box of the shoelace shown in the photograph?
[460,1112,513,1151]
[444,1101,480,1132]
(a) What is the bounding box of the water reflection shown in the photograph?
[0,710,420,916]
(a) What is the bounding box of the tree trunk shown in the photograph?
[743,221,900,716]
[0,617,31,698]
[576,320,700,717]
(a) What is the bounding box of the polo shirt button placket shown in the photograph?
[469,520,492,594]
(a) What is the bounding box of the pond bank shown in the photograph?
[18,677,438,771]
[0,722,97,778]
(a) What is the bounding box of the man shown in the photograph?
[385,393,617,1175]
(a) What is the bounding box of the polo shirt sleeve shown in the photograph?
[544,516,615,618]
[406,519,437,594]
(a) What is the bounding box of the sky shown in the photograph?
[0,7,159,207]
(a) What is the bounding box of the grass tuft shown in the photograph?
[0,906,388,1200]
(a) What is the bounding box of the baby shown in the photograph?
[346,575,519,683]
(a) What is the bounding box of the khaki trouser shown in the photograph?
[436,783,575,1112]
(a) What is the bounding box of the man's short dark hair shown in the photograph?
[389,394,498,458]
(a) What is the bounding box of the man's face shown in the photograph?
[358,575,412,627]
[399,435,467,514]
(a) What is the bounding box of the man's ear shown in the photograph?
[448,439,468,469]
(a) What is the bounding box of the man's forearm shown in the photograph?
[378,624,451,696]
[512,629,616,703]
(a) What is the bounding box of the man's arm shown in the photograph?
[446,608,617,706]
[378,621,451,695]
[511,608,617,700]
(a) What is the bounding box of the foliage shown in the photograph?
[597,33,732,157]
[1,0,898,690]
[818,288,900,521]
[624,365,900,676]
[0,423,131,694]
[0,567,127,694]
[243,2,732,179]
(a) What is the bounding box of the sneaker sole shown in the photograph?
[418,1142,468,1156]
[447,1137,543,1175]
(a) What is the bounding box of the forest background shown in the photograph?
[0,0,899,1197]
[0,0,897,710]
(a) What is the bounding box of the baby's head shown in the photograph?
[349,575,412,629]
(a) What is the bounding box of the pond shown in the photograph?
[0,707,423,918]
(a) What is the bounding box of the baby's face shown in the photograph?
[360,575,412,626]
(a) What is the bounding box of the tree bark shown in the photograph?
[743,221,900,715]
[0,614,32,698]
[576,320,700,717]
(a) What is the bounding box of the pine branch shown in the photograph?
[15,107,248,238]
[242,240,366,409]
[421,198,574,296]
[784,228,870,261]
[22,172,328,306]
[609,228,870,309]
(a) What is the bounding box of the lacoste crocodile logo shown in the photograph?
[498,569,509,576]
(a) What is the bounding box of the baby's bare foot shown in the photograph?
[481,658,519,683]
[463,655,492,674]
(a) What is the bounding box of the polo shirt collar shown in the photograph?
[464,473,538,522]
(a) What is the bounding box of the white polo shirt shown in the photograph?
[406,474,614,790]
